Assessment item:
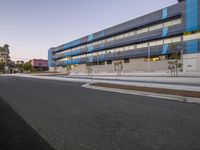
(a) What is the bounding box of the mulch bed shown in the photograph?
[91,82,200,98]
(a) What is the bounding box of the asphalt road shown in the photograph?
[0,96,54,150]
[0,76,200,150]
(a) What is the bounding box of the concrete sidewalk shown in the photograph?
[70,71,200,77]
[64,75,200,85]
[2,73,200,92]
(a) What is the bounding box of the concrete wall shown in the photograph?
[68,58,170,75]
[183,53,200,72]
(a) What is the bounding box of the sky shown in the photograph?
[0,0,177,61]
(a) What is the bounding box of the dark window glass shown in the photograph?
[107,60,112,65]
[124,58,129,63]
[99,61,105,65]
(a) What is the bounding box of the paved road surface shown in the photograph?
[0,96,54,150]
[0,76,200,150]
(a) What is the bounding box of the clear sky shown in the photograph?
[0,0,177,61]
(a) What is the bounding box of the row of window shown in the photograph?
[57,32,199,62]
[58,36,181,61]
[61,32,200,62]
[56,18,182,56]
[85,59,130,66]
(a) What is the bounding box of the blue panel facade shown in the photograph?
[186,0,199,32]
[87,45,94,52]
[64,43,72,49]
[88,34,94,42]
[162,27,168,37]
[162,44,168,55]
[71,49,81,56]
[186,40,198,54]
[162,8,168,19]
[48,49,52,67]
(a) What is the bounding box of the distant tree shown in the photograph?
[0,60,5,72]
[23,61,33,71]
[3,44,9,51]
[0,47,3,52]
[16,63,23,71]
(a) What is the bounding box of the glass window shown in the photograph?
[172,19,181,25]
[150,24,163,31]
[124,33,129,38]
[164,38,172,44]
[164,21,172,27]
[129,31,135,36]
[149,41,156,46]
[130,45,135,50]
[106,38,112,42]
[172,37,181,43]
[183,32,200,41]
[101,40,105,43]
[124,58,129,63]
[155,40,163,45]
[136,44,143,49]
[124,46,130,51]
[107,60,112,65]
[136,29,143,34]
[137,28,149,34]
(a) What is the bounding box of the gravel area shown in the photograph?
[91,82,200,98]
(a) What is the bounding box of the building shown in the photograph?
[48,0,200,74]
[31,59,48,71]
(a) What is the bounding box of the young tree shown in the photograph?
[0,60,5,72]
[23,61,33,71]
[168,43,182,77]
[114,61,123,76]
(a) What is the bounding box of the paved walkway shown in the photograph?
[56,75,200,87]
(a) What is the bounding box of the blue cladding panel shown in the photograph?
[186,40,198,54]
[72,39,81,47]
[88,34,94,42]
[87,56,93,62]
[71,49,80,55]
[63,52,71,57]
[162,27,168,37]
[87,45,93,52]
[63,60,71,65]
[72,58,80,64]
[162,44,168,54]
[64,43,72,49]
[162,8,168,19]
[186,0,198,32]
[100,43,104,49]
[101,31,105,37]
[99,55,105,61]
[48,49,52,67]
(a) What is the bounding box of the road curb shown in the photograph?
[82,83,200,105]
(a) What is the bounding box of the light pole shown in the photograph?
[97,53,99,74]
[147,43,150,72]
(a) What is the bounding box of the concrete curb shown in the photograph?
[82,83,200,105]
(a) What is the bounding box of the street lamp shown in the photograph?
[147,43,150,72]
[97,53,99,74]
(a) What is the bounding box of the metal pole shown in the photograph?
[97,53,99,74]
[147,43,150,72]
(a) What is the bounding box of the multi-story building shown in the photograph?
[48,0,200,74]
[31,59,48,71]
